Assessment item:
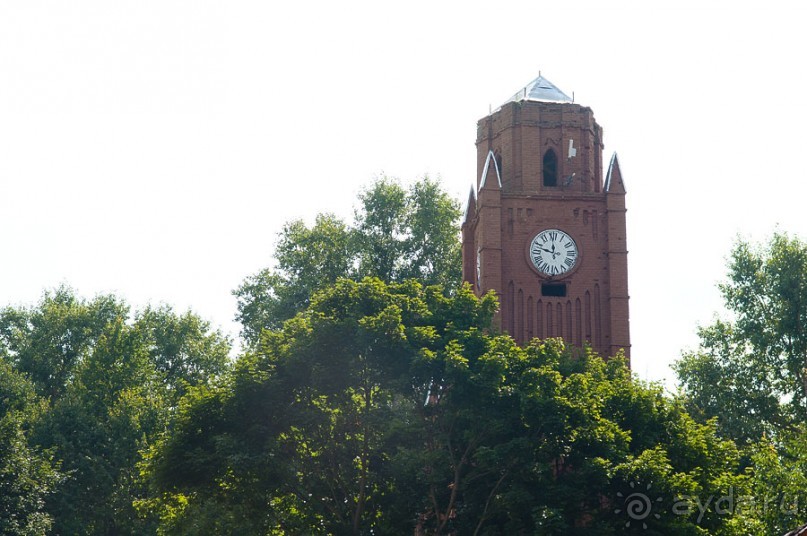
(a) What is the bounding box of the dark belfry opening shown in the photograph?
[543,149,558,187]
[541,283,566,297]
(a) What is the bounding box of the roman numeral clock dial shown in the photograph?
[529,229,578,277]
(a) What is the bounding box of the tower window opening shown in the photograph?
[543,149,558,187]
[541,283,566,297]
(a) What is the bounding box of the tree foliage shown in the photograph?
[144,278,746,535]
[0,286,231,535]
[675,232,807,534]
[233,176,462,345]
[0,360,61,535]
[0,287,128,402]
[676,233,807,443]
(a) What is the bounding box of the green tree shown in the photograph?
[34,318,166,535]
[675,232,807,535]
[0,286,128,402]
[0,359,61,535]
[0,287,231,535]
[675,233,807,443]
[397,178,462,287]
[235,213,355,341]
[234,176,462,345]
[740,429,807,535]
[134,305,232,401]
[353,178,408,282]
[144,278,747,535]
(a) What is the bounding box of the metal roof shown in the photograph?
[503,75,572,105]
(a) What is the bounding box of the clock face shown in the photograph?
[529,229,578,276]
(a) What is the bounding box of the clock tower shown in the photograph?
[461,75,630,360]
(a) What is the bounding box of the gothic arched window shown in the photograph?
[543,149,558,187]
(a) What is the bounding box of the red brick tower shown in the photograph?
[461,75,630,361]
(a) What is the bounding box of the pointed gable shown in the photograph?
[605,152,626,194]
[479,150,502,191]
[462,185,477,224]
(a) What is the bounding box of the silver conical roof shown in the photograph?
[504,75,572,105]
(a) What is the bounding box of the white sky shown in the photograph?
[2,1,806,386]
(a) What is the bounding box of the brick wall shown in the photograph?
[462,99,630,362]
